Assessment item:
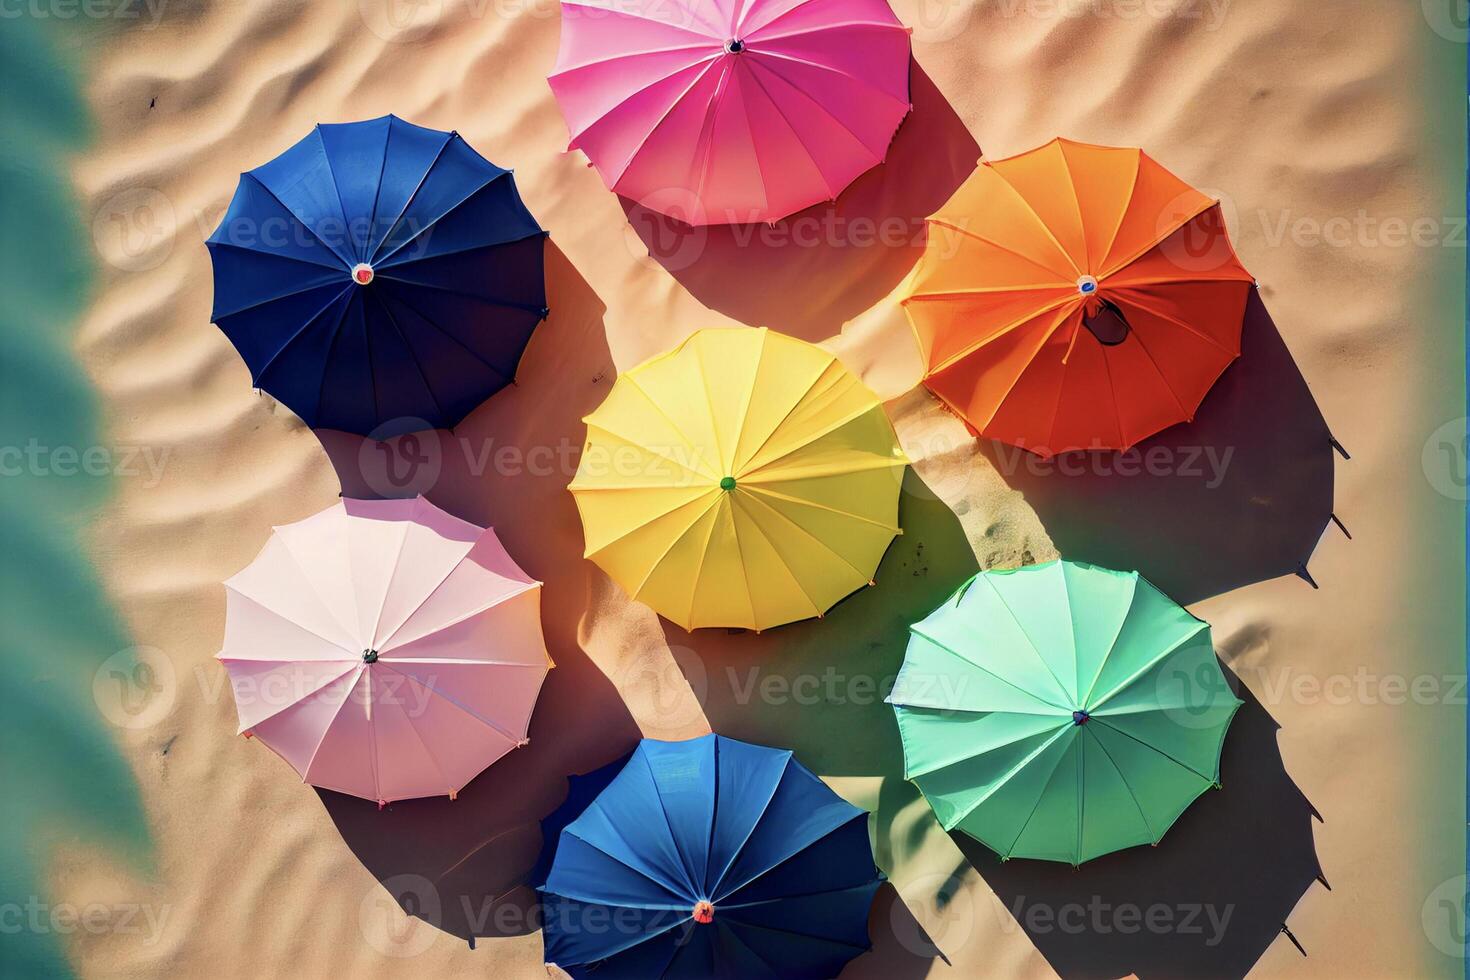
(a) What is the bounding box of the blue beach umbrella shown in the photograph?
[539,735,882,979]
[206,115,548,437]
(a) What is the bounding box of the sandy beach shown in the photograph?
[44,0,1466,976]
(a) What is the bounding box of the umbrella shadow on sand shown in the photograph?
[317,242,644,941]
[954,676,1326,979]
[621,62,980,343]
[662,468,987,975]
[976,292,1344,606]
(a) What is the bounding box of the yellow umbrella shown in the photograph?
[570,327,908,631]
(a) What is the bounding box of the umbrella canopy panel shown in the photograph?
[540,734,883,979]
[903,139,1256,456]
[569,327,907,631]
[218,496,552,804]
[207,115,548,437]
[889,559,1241,865]
[549,0,912,225]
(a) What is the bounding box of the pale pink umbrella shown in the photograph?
[218,496,552,807]
[549,0,913,225]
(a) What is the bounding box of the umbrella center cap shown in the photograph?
[1076,275,1098,295]
[1072,709,1089,725]
[719,476,736,491]
[352,263,375,285]
[362,649,379,664]
[692,901,715,924]
[724,38,745,54]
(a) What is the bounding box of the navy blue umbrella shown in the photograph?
[206,115,548,437]
[539,735,883,979]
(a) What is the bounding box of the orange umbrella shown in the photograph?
[902,139,1255,457]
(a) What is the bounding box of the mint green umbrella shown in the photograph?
[888,559,1241,865]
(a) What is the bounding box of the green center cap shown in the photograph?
[719,476,736,491]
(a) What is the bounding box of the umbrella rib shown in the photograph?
[978,573,1075,707]
[237,285,354,384]
[208,251,346,318]
[365,290,447,423]
[217,582,358,657]
[375,228,546,269]
[1107,287,1239,356]
[1102,272,1254,289]
[750,19,911,44]
[1053,562,1080,701]
[1051,138,1093,272]
[746,47,910,115]
[719,915,871,954]
[1090,716,1217,783]
[360,291,382,429]
[377,577,540,654]
[1000,729,1076,860]
[734,487,871,584]
[706,754,792,898]
[1096,329,1127,447]
[373,170,511,267]
[1081,726,1156,843]
[740,400,886,478]
[559,0,717,40]
[638,751,703,895]
[609,58,725,188]
[1086,620,1209,711]
[388,681,457,797]
[731,356,843,474]
[562,826,699,902]
[366,499,420,649]
[719,878,879,911]
[1096,147,1143,268]
[378,663,519,741]
[1098,197,1218,280]
[235,662,360,733]
[374,289,516,383]
[736,0,829,39]
[241,172,354,268]
[365,131,454,263]
[982,304,1082,436]
[622,373,720,478]
[737,61,840,199]
[920,293,1077,378]
[1077,572,1139,708]
[986,164,1083,279]
[552,41,721,77]
[945,724,1073,830]
[297,666,368,782]
[1075,721,1086,865]
[727,326,769,479]
[363,116,394,263]
[903,627,1070,712]
[374,267,545,315]
[905,283,1073,300]
[741,484,900,533]
[625,495,721,613]
[920,218,1079,286]
[1124,318,1190,418]
[311,125,358,263]
[746,55,886,167]
[308,292,355,428]
[686,59,737,214]
[563,52,722,148]
[683,494,736,627]
[898,713,1071,778]
[725,493,777,625]
[580,423,716,488]
[205,238,344,274]
[260,525,363,646]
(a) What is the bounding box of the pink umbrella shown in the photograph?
[549,0,913,225]
[218,496,552,807]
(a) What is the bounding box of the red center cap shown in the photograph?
[352,263,374,285]
[692,901,714,924]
